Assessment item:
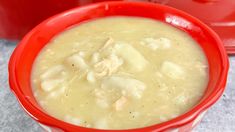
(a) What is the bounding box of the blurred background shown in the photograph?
[0,0,235,131]
[1,0,235,52]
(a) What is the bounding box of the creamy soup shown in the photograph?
[31,16,208,130]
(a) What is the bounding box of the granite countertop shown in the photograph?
[0,39,234,132]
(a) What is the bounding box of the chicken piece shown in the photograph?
[141,37,171,50]
[93,54,123,77]
[66,53,88,70]
[94,89,109,108]
[161,61,184,79]
[100,37,114,51]
[90,52,100,64]
[102,75,146,99]
[113,96,127,111]
[86,71,96,83]
[114,43,148,72]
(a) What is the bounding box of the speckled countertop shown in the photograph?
[0,39,234,132]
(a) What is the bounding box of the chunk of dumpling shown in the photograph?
[102,75,146,99]
[40,65,67,92]
[161,61,184,79]
[41,79,64,92]
[40,65,65,80]
[141,37,171,50]
[66,53,88,70]
[114,43,148,72]
[47,86,66,99]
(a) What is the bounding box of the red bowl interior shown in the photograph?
[8,1,229,132]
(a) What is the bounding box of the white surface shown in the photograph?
[0,39,234,132]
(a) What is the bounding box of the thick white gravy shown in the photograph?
[31,16,208,130]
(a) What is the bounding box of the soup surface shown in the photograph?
[31,16,208,129]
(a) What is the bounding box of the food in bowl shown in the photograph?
[31,16,208,129]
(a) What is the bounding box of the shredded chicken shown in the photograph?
[113,96,127,111]
[100,37,114,52]
[90,52,100,64]
[94,89,109,108]
[93,54,123,77]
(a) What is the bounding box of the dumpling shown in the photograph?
[140,37,171,50]
[101,75,146,99]
[114,43,148,72]
[65,52,88,70]
[161,61,184,79]
[39,65,67,92]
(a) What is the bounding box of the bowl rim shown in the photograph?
[8,1,229,131]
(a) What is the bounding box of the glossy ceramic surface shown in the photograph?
[156,0,235,54]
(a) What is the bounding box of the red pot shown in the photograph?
[8,1,229,132]
[0,0,100,40]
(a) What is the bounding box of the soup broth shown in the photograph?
[31,16,208,129]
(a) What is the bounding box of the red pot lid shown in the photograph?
[146,0,235,55]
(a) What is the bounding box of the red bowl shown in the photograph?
[8,1,229,132]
